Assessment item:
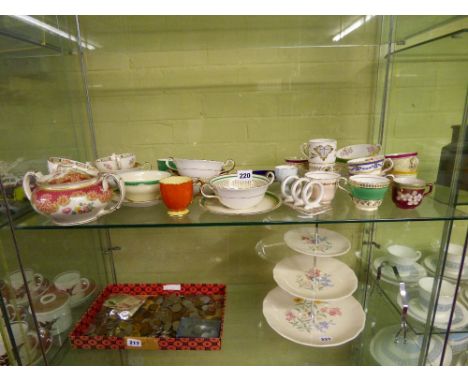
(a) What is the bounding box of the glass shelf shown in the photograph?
[52,282,360,366]
[13,183,468,231]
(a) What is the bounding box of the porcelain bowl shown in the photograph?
[167,158,235,181]
[336,144,381,163]
[120,170,171,202]
[201,173,274,210]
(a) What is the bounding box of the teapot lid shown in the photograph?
[35,169,99,190]
[32,290,69,313]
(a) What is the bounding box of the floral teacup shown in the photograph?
[391,177,433,209]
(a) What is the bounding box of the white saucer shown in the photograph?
[283,228,351,257]
[70,279,98,308]
[396,294,468,330]
[370,325,452,366]
[372,256,427,286]
[273,255,358,301]
[262,287,365,347]
[199,192,281,216]
[423,255,468,281]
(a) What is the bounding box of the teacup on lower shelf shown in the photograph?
[418,277,456,314]
[386,244,422,272]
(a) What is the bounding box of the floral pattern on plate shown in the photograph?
[284,228,351,257]
[296,268,333,291]
[285,299,342,333]
[300,234,333,253]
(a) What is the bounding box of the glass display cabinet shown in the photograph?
[0,15,467,366]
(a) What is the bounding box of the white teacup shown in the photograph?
[386,244,422,272]
[301,171,347,205]
[300,139,337,164]
[281,176,325,210]
[95,153,136,172]
[274,165,298,183]
[7,269,45,304]
[0,321,37,366]
[418,277,456,314]
[54,271,90,300]
[446,243,467,273]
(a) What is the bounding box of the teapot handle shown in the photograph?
[97,173,125,218]
[22,171,40,201]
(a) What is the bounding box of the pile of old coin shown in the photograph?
[86,293,224,338]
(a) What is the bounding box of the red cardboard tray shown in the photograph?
[69,283,226,351]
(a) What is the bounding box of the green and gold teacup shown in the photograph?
[338,174,390,211]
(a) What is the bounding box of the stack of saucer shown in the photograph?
[262,227,366,347]
[372,244,427,286]
[396,276,468,330]
[423,243,468,282]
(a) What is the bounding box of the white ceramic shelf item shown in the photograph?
[370,325,452,366]
[262,287,365,348]
[199,192,281,216]
[283,227,351,257]
[273,255,358,301]
[372,256,427,286]
[396,294,468,330]
[423,255,468,281]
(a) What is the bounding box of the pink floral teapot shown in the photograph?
[23,170,125,226]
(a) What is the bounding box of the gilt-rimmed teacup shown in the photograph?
[347,155,393,176]
[385,152,419,178]
[301,171,347,205]
[300,139,337,164]
[338,174,390,211]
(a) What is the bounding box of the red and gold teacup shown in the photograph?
[160,176,193,217]
[391,177,433,209]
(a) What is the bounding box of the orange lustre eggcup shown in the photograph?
[159,176,193,217]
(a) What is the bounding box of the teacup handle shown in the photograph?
[140,161,152,170]
[337,177,351,196]
[424,183,433,196]
[165,157,178,172]
[381,158,394,175]
[33,273,44,287]
[97,173,125,218]
[300,142,309,158]
[291,178,310,207]
[22,171,40,202]
[281,175,299,202]
[375,144,382,154]
[75,277,90,293]
[301,181,325,210]
[221,159,235,174]
[265,171,275,185]
[415,250,422,262]
[200,184,219,200]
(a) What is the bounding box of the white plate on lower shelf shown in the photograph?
[372,256,427,286]
[423,255,468,281]
[262,287,365,348]
[273,255,358,301]
[370,325,452,366]
[199,192,281,216]
[283,228,351,257]
[396,295,468,330]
